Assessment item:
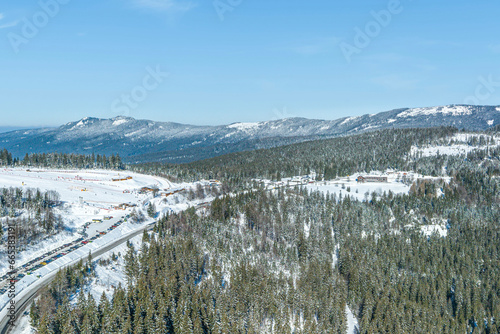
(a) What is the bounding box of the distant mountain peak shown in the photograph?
[227,122,261,131]
[111,116,133,126]
[1,104,499,163]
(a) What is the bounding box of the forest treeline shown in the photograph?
[0,149,124,170]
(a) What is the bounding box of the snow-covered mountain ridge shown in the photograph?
[0,105,498,163]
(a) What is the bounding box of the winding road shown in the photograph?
[0,221,156,334]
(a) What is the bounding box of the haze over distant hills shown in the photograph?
[0,126,35,134]
[0,105,498,164]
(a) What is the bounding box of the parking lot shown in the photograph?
[0,214,129,295]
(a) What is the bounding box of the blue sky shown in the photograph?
[0,0,499,126]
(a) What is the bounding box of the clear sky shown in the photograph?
[1,0,499,126]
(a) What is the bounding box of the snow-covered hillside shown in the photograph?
[397,105,474,118]
[410,133,500,157]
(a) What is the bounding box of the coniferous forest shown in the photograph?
[0,187,63,247]
[26,126,500,333]
[0,150,124,170]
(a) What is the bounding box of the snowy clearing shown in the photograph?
[258,171,446,201]
[304,173,411,201]
[420,224,448,238]
[411,133,500,158]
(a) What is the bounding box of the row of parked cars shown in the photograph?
[0,238,86,287]
[107,218,124,232]
[0,215,131,295]
[82,217,128,244]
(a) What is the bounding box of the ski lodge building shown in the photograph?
[357,176,388,183]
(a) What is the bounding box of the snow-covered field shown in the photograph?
[259,171,443,201]
[0,168,172,216]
